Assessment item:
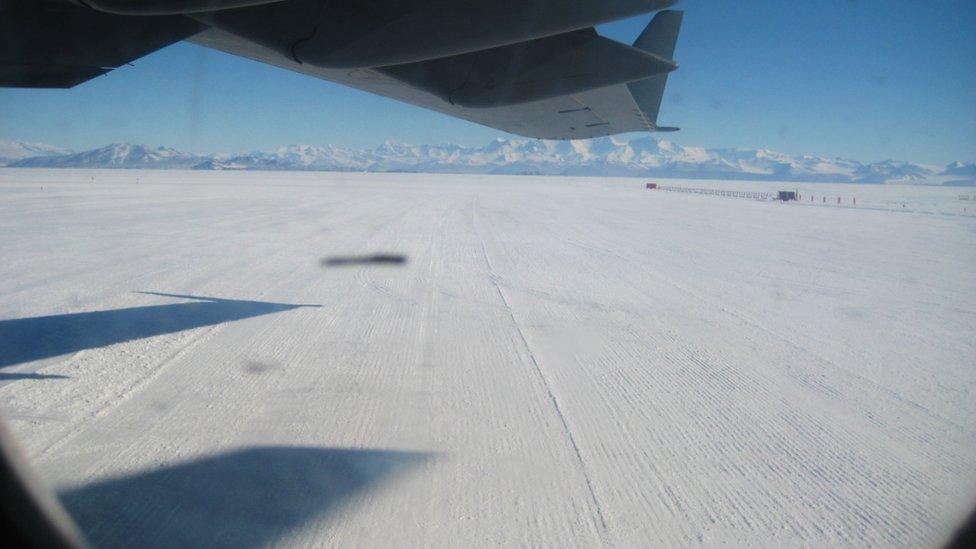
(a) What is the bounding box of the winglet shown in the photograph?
[627,10,683,132]
[633,10,683,59]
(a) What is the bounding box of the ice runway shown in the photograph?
[1,169,974,547]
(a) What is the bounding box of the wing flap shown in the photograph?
[191,25,670,139]
[377,28,675,108]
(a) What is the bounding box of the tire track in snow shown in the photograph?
[471,199,610,543]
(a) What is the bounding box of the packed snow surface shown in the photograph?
[0,170,974,547]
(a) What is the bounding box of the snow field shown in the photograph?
[0,169,974,547]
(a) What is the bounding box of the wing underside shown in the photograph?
[2,1,683,139]
[190,27,664,140]
[0,4,204,88]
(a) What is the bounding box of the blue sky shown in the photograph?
[1,0,973,165]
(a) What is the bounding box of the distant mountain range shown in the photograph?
[3,138,973,185]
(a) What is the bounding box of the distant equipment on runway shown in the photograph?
[647,186,864,208]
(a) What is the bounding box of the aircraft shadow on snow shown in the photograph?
[58,446,431,548]
[0,292,320,371]
[320,254,408,267]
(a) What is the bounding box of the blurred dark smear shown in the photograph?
[321,254,408,267]
[243,361,277,375]
[947,504,976,549]
[869,74,889,87]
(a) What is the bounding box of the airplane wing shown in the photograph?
[1,0,683,139]
[0,3,205,88]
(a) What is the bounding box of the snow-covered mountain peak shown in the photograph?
[941,161,976,177]
[0,140,71,166]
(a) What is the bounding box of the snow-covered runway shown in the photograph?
[1,169,974,547]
